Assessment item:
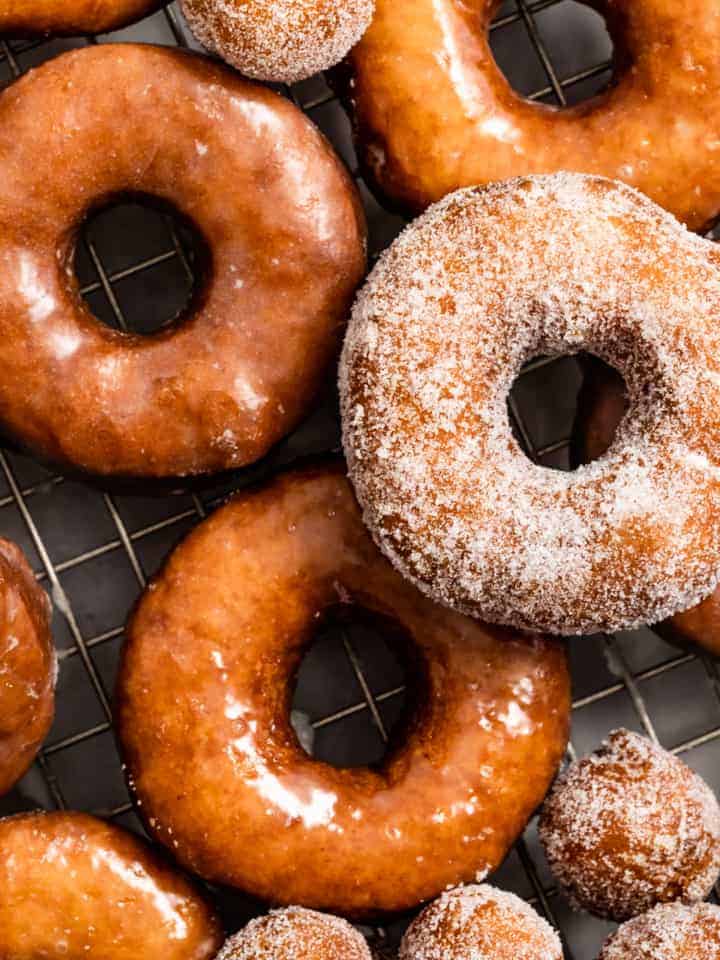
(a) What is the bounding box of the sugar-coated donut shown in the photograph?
[341,173,720,636]
[399,884,562,960]
[0,0,161,35]
[539,729,720,921]
[575,357,720,656]
[0,44,365,479]
[599,903,720,960]
[0,811,223,959]
[181,0,375,84]
[340,0,720,231]
[116,463,570,916]
[217,907,372,960]
[0,538,54,797]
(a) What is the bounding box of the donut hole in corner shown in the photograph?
[489,0,627,107]
[72,193,211,335]
[507,351,628,470]
[291,604,424,769]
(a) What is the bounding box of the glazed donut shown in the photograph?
[599,903,720,960]
[399,885,562,960]
[0,44,365,479]
[538,729,720,921]
[0,810,223,959]
[0,0,161,35]
[181,0,375,84]
[0,538,54,797]
[217,907,372,960]
[575,356,720,656]
[116,463,570,916]
[340,0,720,231]
[340,173,720,636]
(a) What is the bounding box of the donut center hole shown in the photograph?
[74,195,210,334]
[291,606,418,769]
[490,0,619,106]
[507,352,627,470]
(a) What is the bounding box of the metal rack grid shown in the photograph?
[1,3,720,958]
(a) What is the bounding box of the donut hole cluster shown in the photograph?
[507,350,627,471]
[291,603,420,768]
[74,193,210,336]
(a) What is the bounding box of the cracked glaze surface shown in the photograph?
[341,0,720,230]
[0,811,223,960]
[0,538,54,797]
[116,463,570,916]
[0,0,162,34]
[0,44,366,478]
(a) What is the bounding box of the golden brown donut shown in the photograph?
[0,810,223,959]
[598,902,720,960]
[181,0,375,84]
[340,0,720,231]
[399,885,562,960]
[0,538,54,797]
[0,1,162,35]
[0,44,365,479]
[575,357,720,656]
[217,907,372,960]
[538,730,720,922]
[116,463,571,916]
[341,173,720,635]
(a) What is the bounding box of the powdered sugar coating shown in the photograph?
[599,902,720,959]
[217,907,372,960]
[400,884,562,960]
[180,0,374,83]
[340,173,720,635]
[539,729,720,921]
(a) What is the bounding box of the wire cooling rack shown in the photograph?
[1,4,720,958]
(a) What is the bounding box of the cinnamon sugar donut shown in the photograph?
[341,0,720,231]
[0,538,54,797]
[538,730,720,921]
[217,908,372,960]
[340,173,720,635]
[116,463,570,916]
[576,357,720,656]
[0,1,161,35]
[399,885,562,960]
[599,903,720,960]
[0,810,223,959]
[181,0,375,84]
[0,44,365,479]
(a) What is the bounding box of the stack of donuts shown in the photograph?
[2,1,720,959]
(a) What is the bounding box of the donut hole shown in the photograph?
[490,1,622,106]
[291,605,423,769]
[74,194,210,335]
[507,351,628,470]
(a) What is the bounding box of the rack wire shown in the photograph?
[1,3,720,957]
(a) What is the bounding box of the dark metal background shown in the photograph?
[1,4,719,957]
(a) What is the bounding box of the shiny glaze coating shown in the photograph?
[0,0,161,35]
[0,538,54,796]
[0,811,223,959]
[575,359,720,656]
[341,0,720,230]
[116,464,570,916]
[0,44,366,479]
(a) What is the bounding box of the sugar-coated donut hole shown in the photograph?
[73,193,211,335]
[291,604,420,768]
[507,351,628,471]
[489,0,623,107]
